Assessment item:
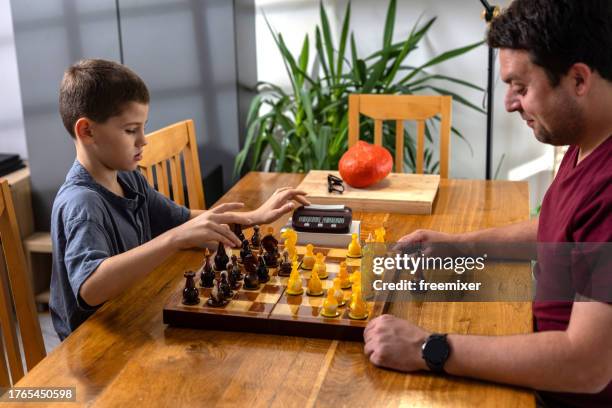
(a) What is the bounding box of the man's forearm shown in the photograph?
[459,218,538,259]
[79,230,179,306]
[445,330,605,394]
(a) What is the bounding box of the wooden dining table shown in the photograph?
[16,172,535,407]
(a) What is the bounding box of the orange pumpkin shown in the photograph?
[338,141,393,188]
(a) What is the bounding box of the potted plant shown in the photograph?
[234,0,485,179]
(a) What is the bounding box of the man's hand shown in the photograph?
[394,229,463,257]
[363,314,430,372]
[171,203,253,249]
[247,187,310,225]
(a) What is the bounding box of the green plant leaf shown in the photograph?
[336,1,351,81]
[319,1,335,82]
[383,0,397,49]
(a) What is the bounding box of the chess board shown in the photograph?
[163,245,396,341]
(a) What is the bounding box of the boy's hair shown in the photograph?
[487,0,612,87]
[59,59,150,138]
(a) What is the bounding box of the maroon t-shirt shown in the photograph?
[535,136,612,407]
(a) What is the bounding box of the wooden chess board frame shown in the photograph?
[163,245,397,341]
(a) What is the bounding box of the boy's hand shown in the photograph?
[247,187,310,225]
[171,203,252,249]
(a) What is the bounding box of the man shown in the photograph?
[363,1,612,406]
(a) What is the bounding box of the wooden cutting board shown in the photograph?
[296,170,440,214]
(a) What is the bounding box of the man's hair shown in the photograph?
[487,0,612,86]
[59,59,150,138]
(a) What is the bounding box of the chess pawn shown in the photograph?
[306,267,324,296]
[182,271,200,305]
[200,254,216,288]
[227,262,239,290]
[348,286,368,320]
[207,278,227,307]
[337,261,351,289]
[219,271,233,298]
[312,253,328,279]
[321,288,340,318]
[230,260,243,286]
[214,241,230,271]
[301,244,316,270]
[256,255,270,283]
[243,258,260,290]
[347,233,362,258]
[332,278,346,306]
[374,228,387,257]
[251,225,261,249]
[232,223,246,242]
[261,227,279,253]
[286,261,304,296]
[375,227,386,243]
[278,250,292,277]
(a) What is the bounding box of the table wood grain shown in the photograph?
[14,172,534,407]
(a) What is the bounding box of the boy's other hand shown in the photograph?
[249,187,310,225]
[171,203,252,249]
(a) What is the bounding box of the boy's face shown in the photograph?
[85,102,149,172]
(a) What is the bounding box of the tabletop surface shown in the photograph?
[16,172,534,407]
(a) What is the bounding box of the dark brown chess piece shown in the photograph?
[278,250,292,277]
[251,225,261,249]
[214,241,229,271]
[207,278,228,307]
[219,271,233,298]
[182,271,200,305]
[256,255,270,283]
[240,239,252,264]
[261,227,279,267]
[243,256,260,290]
[232,223,246,242]
[200,249,215,288]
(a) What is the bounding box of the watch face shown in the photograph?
[424,337,449,364]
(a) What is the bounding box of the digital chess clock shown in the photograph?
[291,204,352,234]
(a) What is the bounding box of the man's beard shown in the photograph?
[533,97,584,146]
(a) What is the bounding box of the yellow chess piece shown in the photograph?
[286,261,304,296]
[347,233,362,258]
[301,244,316,270]
[312,253,328,279]
[337,261,351,289]
[332,277,346,306]
[374,227,386,243]
[321,288,340,318]
[348,285,368,320]
[350,269,362,291]
[307,267,324,296]
[281,228,297,260]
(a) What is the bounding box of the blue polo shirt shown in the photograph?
[50,160,190,340]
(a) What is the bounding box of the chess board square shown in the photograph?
[225,300,253,312]
[255,292,282,304]
[261,284,283,294]
[249,302,274,313]
[235,291,260,302]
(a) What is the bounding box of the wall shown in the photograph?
[255,0,554,209]
[0,0,27,158]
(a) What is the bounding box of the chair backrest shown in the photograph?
[348,94,452,178]
[0,180,46,386]
[138,119,206,210]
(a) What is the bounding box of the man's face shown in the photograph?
[88,102,149,171]
[499,49,584,146]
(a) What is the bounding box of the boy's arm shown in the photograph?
[364,301,612,394]
[80,203,250,306]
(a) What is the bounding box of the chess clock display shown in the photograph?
[291,205,352,234]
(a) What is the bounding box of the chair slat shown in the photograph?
[169,155,185,206]
[374,120,383,146]
[416,120,425,174]
[395,120,404,173]
[0,257,24,384]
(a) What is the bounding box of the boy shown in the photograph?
[50,59,308,340]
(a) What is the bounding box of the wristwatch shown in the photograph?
[421,333,451,373]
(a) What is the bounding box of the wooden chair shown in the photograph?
[138,120,206,210]
[348,94,452,178]
[0,179,46,386]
